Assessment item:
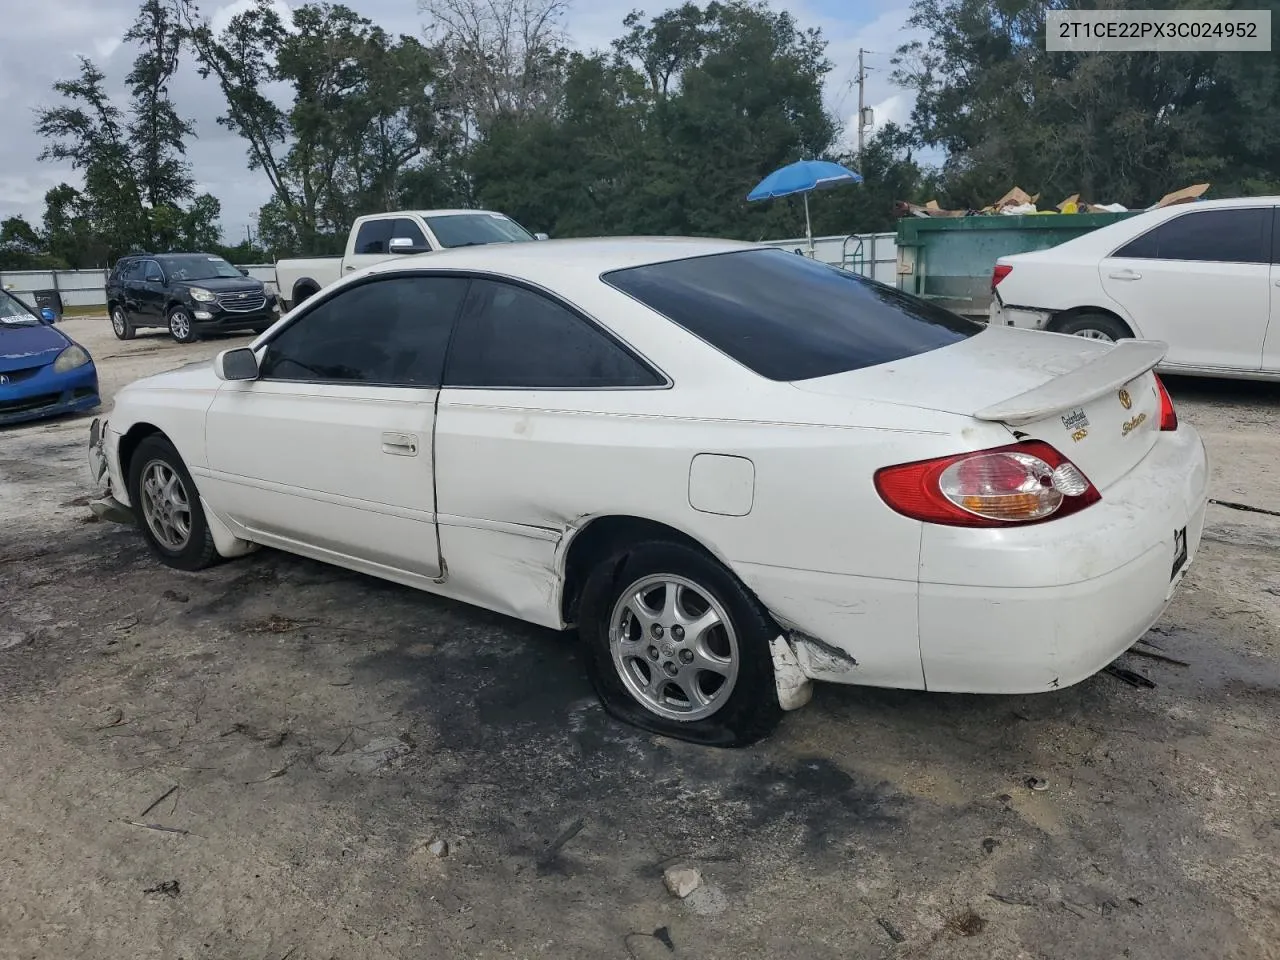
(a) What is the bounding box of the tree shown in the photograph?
[183,0,457,255]
[125,0,195,210]
[420,0,570,142]
[35,57,148,255]
[466,0,839,241]
[811,124,932,235]
[893,0,1280,208]
[33,0,212,259]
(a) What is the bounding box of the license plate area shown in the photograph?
[1171,526,1188,581]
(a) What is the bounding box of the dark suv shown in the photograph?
[105,252,282,343]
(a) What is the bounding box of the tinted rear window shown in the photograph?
[603,248,981,382]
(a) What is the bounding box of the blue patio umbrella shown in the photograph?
[747,160,863,255]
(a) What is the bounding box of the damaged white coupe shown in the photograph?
[87,238,1209,746]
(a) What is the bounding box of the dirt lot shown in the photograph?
[2,317,1279,960]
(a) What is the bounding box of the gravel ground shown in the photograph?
[2,317,1278,960]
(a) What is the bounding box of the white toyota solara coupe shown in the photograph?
[87,238,1209,746]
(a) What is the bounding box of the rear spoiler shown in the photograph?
[973,339,1168,426]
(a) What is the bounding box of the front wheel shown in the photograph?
[126,435,220,571]
[578,540,783,747]
[111,306,136,341]
[168,307,199,344]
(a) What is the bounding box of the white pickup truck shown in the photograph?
[274,209,547,308]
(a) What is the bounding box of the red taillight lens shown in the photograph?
[1155,375,1178,431]
[874,440,1101,527]
[991,263,1012,291]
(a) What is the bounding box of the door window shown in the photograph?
[142,260,165,282]
[353,218,395,255]
[260,275,469,385]
[443,279,662,388]
[1113,208,1270,264]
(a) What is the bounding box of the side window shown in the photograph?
[122,261,143,282]
[444,279,662,389]
[260,276,469,385]
[1119,209,1270,264]
[1113,227,1159,260]
[392,218,429,248]
[354,218,394,255]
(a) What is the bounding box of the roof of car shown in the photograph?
[1164,195,1280,210]
[372,236,763,278]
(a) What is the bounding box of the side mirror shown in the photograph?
[534,232,550,241]
[146,272,163,283]
[40,307,56,323]
[239,267,250,276]
[389,236,427,254]
[214,346,260,382]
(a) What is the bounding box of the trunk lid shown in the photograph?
[791,325,1166,490]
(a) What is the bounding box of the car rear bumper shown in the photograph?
[740,425,1209,695]
[920,424,1209,692]
[0,365,100,426]
[988,298,1052,330]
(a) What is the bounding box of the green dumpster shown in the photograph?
[895,212,1139,318]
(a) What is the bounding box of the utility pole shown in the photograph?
[856,48,875,162]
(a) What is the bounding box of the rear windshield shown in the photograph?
[603,248,982,382]
[425,213,534,248]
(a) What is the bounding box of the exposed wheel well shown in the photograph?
[118,423,166,486]
[1048,306,1136,337]
[291,279,320,305]
[559,515,716,625]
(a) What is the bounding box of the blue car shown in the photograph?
[0,288,100,427]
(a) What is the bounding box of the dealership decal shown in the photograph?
[1061,408,1089,431]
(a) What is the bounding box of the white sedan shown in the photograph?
[990,195,1280,379]
[87,238,1209,746]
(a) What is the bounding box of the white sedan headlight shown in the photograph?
[53,345,91,373]
[189,287,216,303]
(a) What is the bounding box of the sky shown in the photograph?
[0,0,926,242]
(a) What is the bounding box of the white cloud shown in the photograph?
[94,37,123,59]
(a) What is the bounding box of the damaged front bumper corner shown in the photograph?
[87,417,134,526]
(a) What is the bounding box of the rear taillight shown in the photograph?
[1155,375,1178,431]
[875,440,1101,527]
[991,263,1012,291]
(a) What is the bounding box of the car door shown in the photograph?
[432,278,666,623]
[1099,206,1272,371]
[121,261,147,318]
[138,259,168,324]
[1264,208,1280,373]
[201,273,470,581]
[342,218,396,277]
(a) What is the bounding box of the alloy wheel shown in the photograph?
[139,459,192,551]
[609,574,740,721]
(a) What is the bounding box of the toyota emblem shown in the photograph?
[1118,388,1132,410]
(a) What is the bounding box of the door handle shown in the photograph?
[381,432,418,456]
[1108,269,1142,281]
[344,265,356,272]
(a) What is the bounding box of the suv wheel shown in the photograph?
[111,306,136,341]
[168,306,199,344]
